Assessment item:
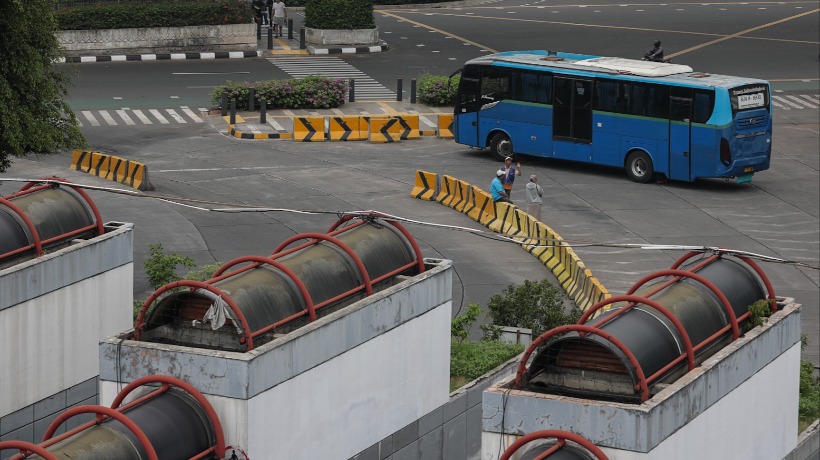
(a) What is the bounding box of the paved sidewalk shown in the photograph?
[211,100,452,139]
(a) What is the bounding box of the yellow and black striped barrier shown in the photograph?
[395,115,420,140]
[436,174,458,207]
[329,116,366,141]
[368,117,402,143]
[229,125,292,140]
[71,149,154,191]
[450,178,470,212]
[293,117,325,142]
[410,170,438,201]
[437,114,454,139]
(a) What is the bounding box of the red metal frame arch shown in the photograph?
[499,430,609,460]
[273,232,374,296]
[514,324,649,402]
[1,440,59,460]
[40,405,158,460]
[17,177,105,236]
[670,251,777,313]
[111,375,225,459]
[135,280,254,350]
[0,197,43,258]
[579,295,696,373]
[626,269,740,340]
[329,213,426,274]
[209,255,317,321]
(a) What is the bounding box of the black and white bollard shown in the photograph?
[229,99,236,124]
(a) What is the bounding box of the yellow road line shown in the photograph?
[378,11,497,53]
[668,8,819,58]
[390,10,819,46]
[377,102,399,115]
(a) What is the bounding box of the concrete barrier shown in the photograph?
[293,117,325,142]
[71,149,154,191]
[438,114,454,139]
[412,173,611,311]
[410,170,438,201]
[368,117,402,143]
[328,116,366,141]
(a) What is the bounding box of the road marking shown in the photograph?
[272,56,396,101]
[132,110,153,124]
[378,10,497,53]
[116,109,135,125]
[166,109,186,123]
[181,106,204,123]
[82,111,101,126]
[269,119,286,131]
[99,110,118,126]
[172,72,251,75]
[785,95,818,108]
[150,109,170,124]
[773,95,803,108]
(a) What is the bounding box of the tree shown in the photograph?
[0,0,86,172]
[483,278,581,339]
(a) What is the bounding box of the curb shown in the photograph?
[308,42,389,55]
[59,51,261,64]
[228,125,292,140]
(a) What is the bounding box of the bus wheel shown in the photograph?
[626,151,655,183]
[490,133,513,162]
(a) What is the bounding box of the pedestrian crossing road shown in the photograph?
[76,106,208,127]
[271,56,396,101]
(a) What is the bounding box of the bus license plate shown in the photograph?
[737,173,753,184]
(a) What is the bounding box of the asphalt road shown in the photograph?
[6,0,818,364]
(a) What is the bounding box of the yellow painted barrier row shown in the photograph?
[412,170,610,311]
[289,115,448,142]
[71,150,154,191]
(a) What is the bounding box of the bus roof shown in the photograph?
[467,50,769,89]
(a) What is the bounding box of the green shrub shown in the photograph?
[57,0,251,30]
[483,279,580,339]
[418,74,459,106]
[212,75,348,109]
[450,340,524,382]
[451,302,481,345]
[144,243,195,290]
[305,0,374,29]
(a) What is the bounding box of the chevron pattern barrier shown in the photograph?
[411,170,610,311]
[71,149,154,191]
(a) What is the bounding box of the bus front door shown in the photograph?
[455,73,480,147]
[669,97,692,181]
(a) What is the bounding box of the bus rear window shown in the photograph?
[730,84,769,114]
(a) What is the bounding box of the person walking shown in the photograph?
[272,0,287,37]
[500,156,521,198]
[491,170,513,204]
[251,0,265,26]
[260,0,270,27]
[525,174,543,221]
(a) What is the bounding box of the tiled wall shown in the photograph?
[0,377,98,460]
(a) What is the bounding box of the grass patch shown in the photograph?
[450,340,523,392]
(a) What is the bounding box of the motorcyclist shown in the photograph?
[644,40,664,62]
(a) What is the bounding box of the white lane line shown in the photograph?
[132,110,153,124]
[149,109,170,124]
[786,95,817,108]
[180,106,204,123]
[771,100,789,110]
[800,95,819,104]
[165,109,187,124]
[115,110,135,125]
[772,95,802,109]
[420,115,436,128]
[99,110,118,126]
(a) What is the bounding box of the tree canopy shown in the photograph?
[0,0,85,172]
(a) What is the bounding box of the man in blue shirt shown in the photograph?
[491,170,513,203]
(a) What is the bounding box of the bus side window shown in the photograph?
[630,84,648,116]
[648,85,670,118]
[693,90,715,123]
[518,72,539,103]
[596,80,630,114]
[538,74,552,104]
[480,67,512,104]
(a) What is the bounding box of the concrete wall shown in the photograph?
[58,23,256,55]
[482,302,803,460]
[350,358,521,460]
[99,259,453,460]
[0,223,134,454]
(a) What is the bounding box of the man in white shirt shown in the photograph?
[525,174,543,221]
[272,0,287,37]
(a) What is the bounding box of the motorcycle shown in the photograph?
[643,52,672,63]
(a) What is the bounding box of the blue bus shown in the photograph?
[453,50,772,183]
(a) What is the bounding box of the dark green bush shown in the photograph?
[305,0,374,29]
[418,73,459,106]
[212,75,348,109]
[483,279,580,339]
[57,0,251,30]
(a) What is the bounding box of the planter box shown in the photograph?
[304,27,378,46]
[59,23,256,55]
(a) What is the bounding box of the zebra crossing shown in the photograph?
[771,93,818,111]
[271,56,396,101]
[76,106,207,127]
